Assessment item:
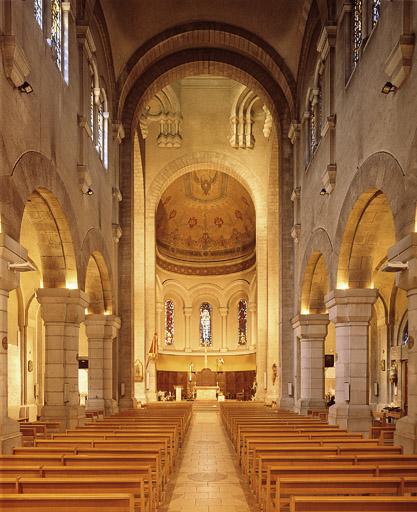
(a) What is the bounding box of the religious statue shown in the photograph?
[272,362,278,385]
[134,359,144,382]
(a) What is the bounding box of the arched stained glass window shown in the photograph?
[164,300,174,345]
[402,321,409,346]
[352,0,363,67]
[372,0,381,28]
[34,0,43,27]
[200,302,212,346]
[50,0,62,70]
[238,299,248,345]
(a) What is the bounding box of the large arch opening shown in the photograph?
[120,55,292,405]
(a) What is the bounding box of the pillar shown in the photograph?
[249,302,257,350]
[388,233,417,452]
[85,314,120,414]
[85,315,106,412]
[156,302,163,342]
[219,307,228,352]
[0,233,27,452]
[325,288,377,433]
[103,315,120,414]
[36,288,88,430]
[184,306,192,352]
[291,314,329,414]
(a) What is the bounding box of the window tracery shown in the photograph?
[164,300,174,345]
[200,303,212,346]
[238,299,248,345]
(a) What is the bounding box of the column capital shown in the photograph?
[325,288,378,324]
[0,233,28,291]
[36,288,89,324]
[388,233,417,291]
[219,307,228,317]
[248,302,257,313]
[183,306,193,317]
[156,302,164,313]
[291,313,329,338]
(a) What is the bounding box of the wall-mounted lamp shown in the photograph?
[320,188,328,196]
[381,82,397,94]
[83,187,94,196]
[18,81,33,94]
[8,261,37,272]
[381,260,408,272]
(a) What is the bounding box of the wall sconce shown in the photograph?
[18,81,33,94]
[320,188,328,196]
[381,82,397,94]
[83,187,94,196]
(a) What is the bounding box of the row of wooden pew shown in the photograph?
[0,402,192,511]
[220,402,417,512]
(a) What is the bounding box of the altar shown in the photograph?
[195,385,219,401]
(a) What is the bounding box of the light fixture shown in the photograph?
[18,81,33,94]
[84,187,94,196]
[320,188,327,196]
[381,260,408,272]
[381,82,397,94]
[8,261,37,272]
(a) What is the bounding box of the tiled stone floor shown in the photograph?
[160,407,256,512]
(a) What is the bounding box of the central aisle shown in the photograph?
[161,405,255,512]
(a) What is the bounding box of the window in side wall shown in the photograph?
[238,299,248,346]
[200,302,212,347]
[165,300,174,346]
[49,0,62,71]
[371,0,381,29]
[352,0,363,69]
[34,0,43,28]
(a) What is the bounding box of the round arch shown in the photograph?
[333,152,409,286]
[298,227,333,311]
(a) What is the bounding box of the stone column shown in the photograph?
[325,288,377,433]
[219,307,228,352]
[0,233,27,453]
[156,302,163,342]
[291,314,329,414]
[103,315,121,415]
[184,306,192,352]
[36,288,88,430]
[84,314,120,413]
[249,302,257,350]
[388,233,417,452]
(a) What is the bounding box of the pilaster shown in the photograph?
[0,234,27,453]
[388,233,417,452]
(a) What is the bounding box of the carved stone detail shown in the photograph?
[0,35,30,88]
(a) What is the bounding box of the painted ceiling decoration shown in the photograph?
[156,170,256,275]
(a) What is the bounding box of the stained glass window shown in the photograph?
[90,83,95,141]
[96,102,104,159]
[402,321,409,346]
[200,302,212,346]
[34,0,42,27]
[372,0,381,28]
[165,300,174,345]
[50,0,62,70]
[238,299,248,345]
[352,0,363,67]
[309,103,317,155]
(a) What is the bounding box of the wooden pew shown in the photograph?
[273,475,417,512]
[0,476,148,512]
[289,495,417,512]
[0,493,135,511]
